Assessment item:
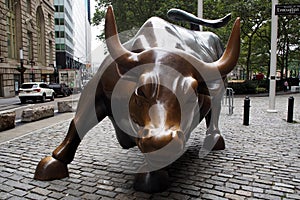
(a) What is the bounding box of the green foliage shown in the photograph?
[93,0,198,41]
[228,80,257,94]
[256,87,267,94]
[92,0,300,80]
[228,79,271,94]
[277,1,300,80]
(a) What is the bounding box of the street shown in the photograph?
[0,96,21,112]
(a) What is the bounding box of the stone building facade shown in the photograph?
[0,0,55,97]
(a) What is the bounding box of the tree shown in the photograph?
[203,0,272,80]
[277,5,300,80]
[92,1,300,80]
[92,0,198,42]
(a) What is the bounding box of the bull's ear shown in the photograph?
[105,6,139,74]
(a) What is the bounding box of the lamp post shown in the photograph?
[18,48,26,84]
[267,0,278,113]
[53,64,58,83]
[30,60,35,82]
[198,0,203,31]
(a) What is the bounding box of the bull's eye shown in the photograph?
[135,87,146,98]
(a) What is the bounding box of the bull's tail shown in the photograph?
[167,8,231,29]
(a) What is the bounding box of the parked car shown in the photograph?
[48,83,72,97]
[18,82,55,104]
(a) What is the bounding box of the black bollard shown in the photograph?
[243,96,250,126]
[287,96,294,123]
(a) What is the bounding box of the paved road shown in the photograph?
[0,96,20,112]
[0,93,299,199]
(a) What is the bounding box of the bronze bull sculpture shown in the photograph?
[34,6,240,193]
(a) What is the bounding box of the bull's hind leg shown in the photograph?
[34,81,107,180]
[203,97,225,151]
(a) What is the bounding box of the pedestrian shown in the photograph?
[284,80,288,92]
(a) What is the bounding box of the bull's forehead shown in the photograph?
[132,69,200,135]
[137,70,197,98]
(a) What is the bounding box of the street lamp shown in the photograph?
[30,60,35,82]
[17,48,26,84]
[198,0,203,31]
[267,0,278,113]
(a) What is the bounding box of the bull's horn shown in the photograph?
[214,17,240,76]
[105,6,138,68]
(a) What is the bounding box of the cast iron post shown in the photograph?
[287,96,294,123]
[18,48,26,84]
[243,96,250,126]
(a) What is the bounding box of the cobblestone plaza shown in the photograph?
[0,93,300,199]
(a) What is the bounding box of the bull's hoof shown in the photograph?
[133,170,169,193]
[203,134,225,151]
[34,156,69,180]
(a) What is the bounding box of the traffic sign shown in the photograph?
[275,4,300,15]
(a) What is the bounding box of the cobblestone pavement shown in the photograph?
[0,93,299,199]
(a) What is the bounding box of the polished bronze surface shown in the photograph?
[34,156,69,180]
[167,8,231,29]
[34,5,240,193]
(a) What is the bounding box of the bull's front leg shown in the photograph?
[34,120,80,180]
[34,81,107,180]
[203,95,225,151]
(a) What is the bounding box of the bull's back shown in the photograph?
[127,17,224,62]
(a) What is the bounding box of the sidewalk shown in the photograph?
[0,94,299,199]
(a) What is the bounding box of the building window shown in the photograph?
[26,0,31,13]
[55,44,65,51]
[6,0,16,59]
[27,32,33,60]
[55,31,65,38]
[36,6,46,65]
[5,0,12,9]
[29,73,35,82]
[48,14,52,26]
[55,5,64,12]
[55,18,65,25]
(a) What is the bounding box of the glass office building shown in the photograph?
[54,0,91,70]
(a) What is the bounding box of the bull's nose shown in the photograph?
[137,129,185,153]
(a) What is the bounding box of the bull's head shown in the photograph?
[105,6,240,167]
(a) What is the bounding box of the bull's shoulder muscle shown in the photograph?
[129,17,189,51]
[192,32,224,61]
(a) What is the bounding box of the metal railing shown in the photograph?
[223,87,234,115]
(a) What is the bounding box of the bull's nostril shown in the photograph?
[141,129,150,138]
[176,130,184,140]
